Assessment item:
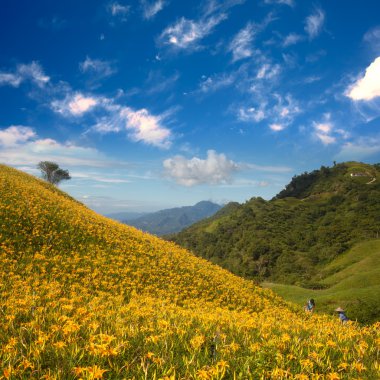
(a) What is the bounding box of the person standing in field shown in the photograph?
[304,298,315,313]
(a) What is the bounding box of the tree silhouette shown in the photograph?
[37,161,71,185]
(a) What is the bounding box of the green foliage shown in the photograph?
[263,239,380,324]
[37,161,71,185]
[168,162,380,322]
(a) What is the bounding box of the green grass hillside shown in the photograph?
[168,162,380,322]
[1,164,379,378]
[263,239,380,324]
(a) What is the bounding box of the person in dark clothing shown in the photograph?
[304,298,315,313]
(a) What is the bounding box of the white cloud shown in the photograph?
[145,71,179,94]
[158,0,246,51]
[269,123,285,131]
[120,107,172,148]
[236,93,300,130]
[0,73,23,87]
[159,13,227,50]
[283,33,303,47]
[71,172,131,183]
[314,123,332,134]
[108,2,130,18]
[202,0,246,17]
[141,0,166,19]
[0,126,36,147]
[304,8,325,40]
[17,62,50,87]
[244,162,292,172]
[163,150,239,186]
[199,72,235,93]
[313,122,335,145]
[0,127,123,169]
[363,26,380,52]
[51,93,99,116]
[303,76,321,84]
[238,107,266,122]
[346,56,380,101]
[0,61,49,88]
[79,57,116,78]
[256,63,281,80]
[264,0,294,6]
[336,137,380,160]
[315,133,335,145]
[272,94,300,123]
[229,23,254,62]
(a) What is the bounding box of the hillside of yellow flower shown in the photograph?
[0,164,379,379]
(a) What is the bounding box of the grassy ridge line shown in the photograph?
[263,240,380,323]
[0,164,379,379]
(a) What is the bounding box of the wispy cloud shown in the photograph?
[0,126,36,147]
[346,56,380,101]
[0,61,49,88]
[145,70,179,94]
[256,63,281,80]
[79,57,117,79]
[198,72,236,93]
[363,26,380,52]
[236,93,300,132]
[158,0,246,51]
[108,2,130,20]
[228,23,255,62]
[304,8,325,40]
[141,0,166,19]
[237,106,266,122]
[0,125,123,168]
[264,0,294,6]
[159,13,227,50]
[243,162,292,172]
[335,136,380,160]
[163,150,239,186]
[282,33,303,47]
[312,114,350,146]
[314,122,335,145]
[71,172,131,183]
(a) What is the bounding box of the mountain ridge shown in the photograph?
[123,200,222,235]
[168,161,380,322]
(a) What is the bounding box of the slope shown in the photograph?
[124,201,222,235]
[263,239,380,324]
[0,164,379,379]
[168,162,380,285]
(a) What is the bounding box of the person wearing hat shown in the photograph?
[335,307,349,324]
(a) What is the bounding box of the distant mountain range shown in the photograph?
[122,201,222,236]
[106,211,147,222]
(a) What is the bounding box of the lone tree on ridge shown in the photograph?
[37,161,71,186]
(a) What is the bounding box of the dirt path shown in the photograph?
[366,177,376,184]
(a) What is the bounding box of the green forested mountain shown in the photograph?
[168,162,380,286]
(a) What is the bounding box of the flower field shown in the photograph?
[0,164,379,379]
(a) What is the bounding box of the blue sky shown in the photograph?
[1,0,380,214]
